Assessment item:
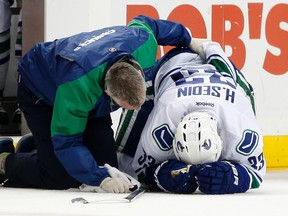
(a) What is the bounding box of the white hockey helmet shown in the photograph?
[173,112,222,165]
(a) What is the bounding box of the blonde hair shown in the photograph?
[105,60,146,107]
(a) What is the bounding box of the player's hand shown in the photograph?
[154,159,199,194]
[196,161,251,194]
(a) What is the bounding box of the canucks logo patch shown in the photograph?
[236,130,259,155]
[152,124,174,151]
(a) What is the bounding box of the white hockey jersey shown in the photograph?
[132,42,265,188]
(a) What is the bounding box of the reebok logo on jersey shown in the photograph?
[196,102,214,107]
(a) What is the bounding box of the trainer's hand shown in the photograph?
[104,164,131,184]
[100,176,130,193]
[188,38,210,59]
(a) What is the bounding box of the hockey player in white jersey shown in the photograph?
[116,38,266,194]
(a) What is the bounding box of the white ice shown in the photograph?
[0,169,287,216]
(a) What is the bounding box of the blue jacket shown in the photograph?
[18,15,192,186]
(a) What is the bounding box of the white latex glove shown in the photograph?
[101,164,133,193]
[79,164,141,193]
[100,176,130,193]
[104,164,131,184]
[188,38,211,60]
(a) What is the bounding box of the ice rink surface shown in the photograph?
[0,169,287,216]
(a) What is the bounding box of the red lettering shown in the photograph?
[248,3,263,39]
[264,4,288,75]
[127,3,287,75]
[212,5,245,69]
[166,4,207,54]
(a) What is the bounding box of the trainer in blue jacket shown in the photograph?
[0,15,192,192]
